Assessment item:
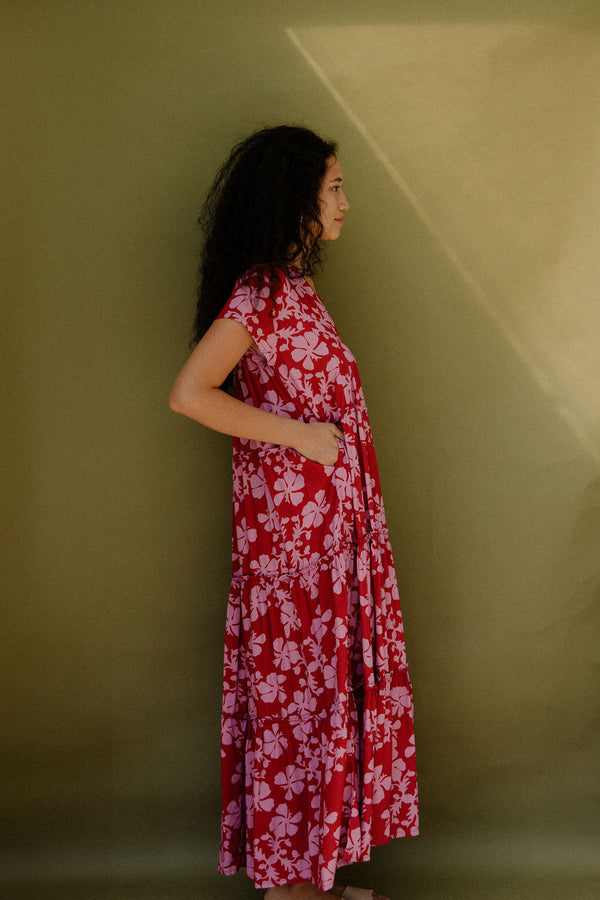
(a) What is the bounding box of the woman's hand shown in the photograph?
[293,421,345,466]
[170,320,347,462]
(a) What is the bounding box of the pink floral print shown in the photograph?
[216,266,418,891]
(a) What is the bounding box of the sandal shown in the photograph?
[338,888,376,900]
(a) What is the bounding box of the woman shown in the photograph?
[170,126,418,900]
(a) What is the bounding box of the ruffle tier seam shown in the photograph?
[230,524,390,583]
[221,667,412,730]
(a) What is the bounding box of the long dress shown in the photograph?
[216,264,418,891]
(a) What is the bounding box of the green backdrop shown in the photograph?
[2,2,599,897]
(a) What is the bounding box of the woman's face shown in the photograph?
[318,156,350,240]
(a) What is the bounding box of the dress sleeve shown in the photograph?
[216,266,283,364]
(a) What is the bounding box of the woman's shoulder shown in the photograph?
[235,263,298,294]
[224,264,297,323]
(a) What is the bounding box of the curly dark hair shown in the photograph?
[191,125,337,347]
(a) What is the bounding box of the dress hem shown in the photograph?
[218,826,421,889]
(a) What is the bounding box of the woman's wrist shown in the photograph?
[285,418,309,453]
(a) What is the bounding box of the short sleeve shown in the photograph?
[216,266,284,365]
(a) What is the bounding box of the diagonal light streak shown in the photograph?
[285,26,600,469]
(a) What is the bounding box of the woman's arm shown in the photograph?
[169,318,343,464]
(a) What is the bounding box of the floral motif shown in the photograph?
[216,266,418,891]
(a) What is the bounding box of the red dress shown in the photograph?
[216,265,418,891]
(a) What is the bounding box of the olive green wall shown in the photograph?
[2,2,599,898]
